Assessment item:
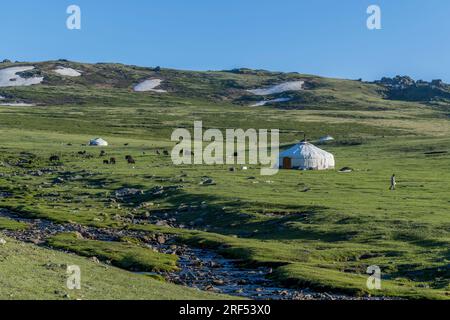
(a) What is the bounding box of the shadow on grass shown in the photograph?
[391,264,450,289]
[125,187,351,242]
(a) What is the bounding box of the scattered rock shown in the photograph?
[138,202,155,209]
[90,256,101,264]
[74,232,84,240]
[0,192,12,198]
[213,279,225,286]
[155,220,169,227]
[200,178,215,186]
[114,188,143,199]
[204,285,217,292]
[52,177,65,184]
[150,185,183,197]
[156,235,166,244]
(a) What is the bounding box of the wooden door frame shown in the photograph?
[283,157,292,169]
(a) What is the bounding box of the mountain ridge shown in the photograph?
[1,60,450,110]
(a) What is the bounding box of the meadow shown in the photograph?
[0,61,449,299]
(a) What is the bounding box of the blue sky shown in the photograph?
[1,0,449,81]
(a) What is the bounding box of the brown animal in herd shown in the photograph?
[110,157,116,165]
[103,159,110,165]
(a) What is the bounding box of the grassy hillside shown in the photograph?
[0,61,449,299]
[0,235,228,300]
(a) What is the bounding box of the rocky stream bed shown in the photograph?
[0,209,388,300]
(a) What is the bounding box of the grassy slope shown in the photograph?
[47,232,179,272]
[0,61,449,299]
[0,217,28,231]
[0,234,229,300]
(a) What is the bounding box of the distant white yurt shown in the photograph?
[278,141,335,170]
[319,135,334,143]
[89,138,108,147]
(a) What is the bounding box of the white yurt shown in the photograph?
[319,135,334,143]
[278,141,335,170]
[89,138,109,147]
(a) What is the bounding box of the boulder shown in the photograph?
[200,178,215,185]
[114,188,143,199]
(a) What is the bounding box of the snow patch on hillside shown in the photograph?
[134,79,167,93]
[53,67,82,77]
[251,98,291,107]
[247,81,305,96]
[0,66,44,87]
[0,102,35,106]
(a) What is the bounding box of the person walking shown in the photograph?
[390,174,396,190]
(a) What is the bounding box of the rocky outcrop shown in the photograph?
[374,76,450,102]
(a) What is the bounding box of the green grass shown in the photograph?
[273,263,449,300]
[0,217,29,231]
[1,60,449,299]
[47,233,178,272]
[0,234,231,300]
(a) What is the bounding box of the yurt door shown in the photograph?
[283,157,292,169]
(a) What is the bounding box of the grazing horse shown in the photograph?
[100,150,106,157]
[103,159,110,165]
[127,157,136,164]
[110,157,116,165]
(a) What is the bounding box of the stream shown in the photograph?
[0,209,384,300]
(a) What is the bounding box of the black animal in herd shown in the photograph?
[125,155,136,164]
[49,155,60,162]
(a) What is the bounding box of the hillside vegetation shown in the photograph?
[0,60,449,299]
[0,235,228,300]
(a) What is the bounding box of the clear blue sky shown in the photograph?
[1,0,449,81]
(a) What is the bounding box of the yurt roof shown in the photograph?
[279,141,333,159]
[89,138,108,146]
